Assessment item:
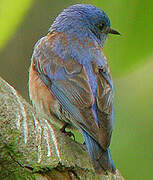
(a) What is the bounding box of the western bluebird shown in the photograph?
[29,4,120,174]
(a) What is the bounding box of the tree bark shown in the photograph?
[0,76,124,180]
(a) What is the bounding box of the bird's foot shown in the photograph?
[60,124,75,141]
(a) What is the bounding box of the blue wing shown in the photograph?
[32,32,114,150]
[32,33,101,144]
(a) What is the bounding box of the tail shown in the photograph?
[82,129,116,174]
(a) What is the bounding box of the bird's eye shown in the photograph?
[98,23,105,31]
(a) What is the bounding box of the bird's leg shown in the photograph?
[60,124,68,133]
[60,124,75,141]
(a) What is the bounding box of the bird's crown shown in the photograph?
[50,4,110,34]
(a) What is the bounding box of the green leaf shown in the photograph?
[93,0,153,76]
[0,0,34,50]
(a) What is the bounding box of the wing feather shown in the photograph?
[32,32,114,150]
[32,33,100,142]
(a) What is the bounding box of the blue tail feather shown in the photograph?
[82,129,116,174]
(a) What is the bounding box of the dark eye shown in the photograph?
[98,22,105,31]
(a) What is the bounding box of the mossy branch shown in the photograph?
[0,76,124,180]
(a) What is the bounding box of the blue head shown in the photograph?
[50,4,120,46]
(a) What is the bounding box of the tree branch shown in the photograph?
[0,76,124,180]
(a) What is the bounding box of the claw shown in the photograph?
[60,124,75,140]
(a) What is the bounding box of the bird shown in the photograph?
[29,4,120,174]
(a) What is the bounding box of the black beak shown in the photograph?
[106,28,120,35]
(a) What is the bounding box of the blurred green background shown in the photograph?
[0,0,152,179]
